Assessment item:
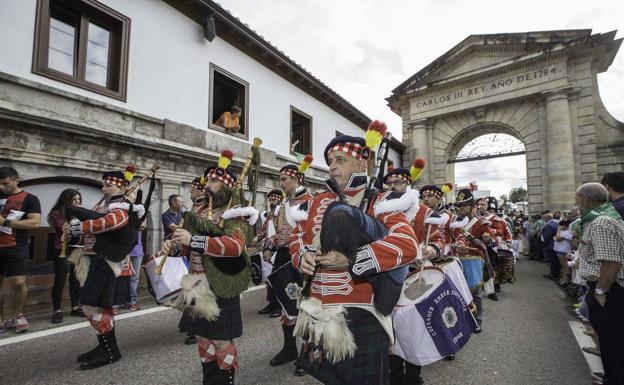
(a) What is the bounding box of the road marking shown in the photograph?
[569,321,603,376]
[0,284,267,347]
[0,306,169,347]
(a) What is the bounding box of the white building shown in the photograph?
[0,0,403,307]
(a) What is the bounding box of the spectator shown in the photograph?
[127,222,146,311]
[214,106,242,133]
[521,216,530,256]
[576,182,624,384]
[554,220,573,285]
[0,167,41,333]
[161,194,183,238]
[601,171,624,219]
[541,213,560,280]
[47,188,83,324]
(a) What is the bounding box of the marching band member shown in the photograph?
[66,166,145,370]
[256,189,283,317]
[164,150,258,385]
[264,156,314,376]
[451,189,495,331]
[290,123,419,385]
[382,167,446,385]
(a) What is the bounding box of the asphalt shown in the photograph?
[0,257,590,385]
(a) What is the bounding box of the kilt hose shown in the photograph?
[80,256,130,308]
[300,307,389,385]
[180,296,243,340]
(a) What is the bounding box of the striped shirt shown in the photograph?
[578,216,624,287]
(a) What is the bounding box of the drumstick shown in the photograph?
[417,224,433,289]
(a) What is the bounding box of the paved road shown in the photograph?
[0,258,589,385]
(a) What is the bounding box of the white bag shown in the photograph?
[144,253,189,304]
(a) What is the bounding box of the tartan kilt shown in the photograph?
[80,256,130,308]
[179,296,242,340]
[299,307,390,385]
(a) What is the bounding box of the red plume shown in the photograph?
[387,165,395,173]
[303,154,314,164]
[367,120,388,135]
[221,150,234,160]
[444,183,454,191]
[125,164,137,174]
[413,158,426,169]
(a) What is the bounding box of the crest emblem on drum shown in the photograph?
[442,306,458,328]
[286,282,302,300]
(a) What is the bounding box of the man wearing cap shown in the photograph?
[264,157,314,376]
[165,151,257,385]
[290,134,418,385]
[382,172,445,385]
[477,197,513,301]
[177,176,208,346]
[451,189,495,330]
[66,166,144,370]
[256,189,283,317]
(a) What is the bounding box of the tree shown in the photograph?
[509,186,528,203]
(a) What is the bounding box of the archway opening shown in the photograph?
[452,133,528,212]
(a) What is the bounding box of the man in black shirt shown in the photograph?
[0,167,41,333]
[602,172,624,219]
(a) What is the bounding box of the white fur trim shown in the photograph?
[171,274,220,321]
[449,216,469,229]
[373,189,420,221]
[424,213,450,227]
[108,202,145,219]
[286,203,309,227]
[222,206,260,225]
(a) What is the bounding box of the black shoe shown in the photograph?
[258,304,274,315]
[474,319,482,333]
[294,364,307,377]
[185,335,198,345]
[507,278,515,284]
[51,311,63,324]
[80,329,121,370]
[76,343,102,363]
[270,308,281,318]
[70,308,85,317]
[494,283,501,293]
[487,293,499,301]
[444,354,456,361]
[270,324,298,366]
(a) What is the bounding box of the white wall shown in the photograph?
[0,0,366,164]
[21,183,103,226]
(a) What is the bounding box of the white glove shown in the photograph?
[69,218,83,236]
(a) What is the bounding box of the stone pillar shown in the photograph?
[543,89,577,210]
[408,119,431,185]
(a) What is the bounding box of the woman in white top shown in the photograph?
[553,220,573,285]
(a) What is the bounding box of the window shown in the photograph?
[290,107,312,155]
[209,64,249,138]
[33,0,130,100]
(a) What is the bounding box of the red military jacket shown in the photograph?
[267,187,314,250]
[289,173,418,308]
[483,212,512,249]
[411,203,445,257]
[451,214,493,259]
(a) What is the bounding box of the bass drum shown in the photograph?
[392,267,478,366]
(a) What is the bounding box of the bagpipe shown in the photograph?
[302,122,408,316]
[63,165,158,262]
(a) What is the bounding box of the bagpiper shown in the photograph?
[290,122,419,385]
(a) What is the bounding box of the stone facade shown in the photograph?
[0,72,331,257]
[388,30,623,212]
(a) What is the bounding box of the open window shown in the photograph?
[290,107,312,156]
[210,64,249,138]
[32,0,130,100]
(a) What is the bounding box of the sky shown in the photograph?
[218,0,624,197]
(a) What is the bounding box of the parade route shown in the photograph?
[0,258,590,385]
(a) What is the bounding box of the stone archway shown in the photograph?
[388,30,624,213]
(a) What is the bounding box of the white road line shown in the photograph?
[569,321,603,376]
[0,284,267,347]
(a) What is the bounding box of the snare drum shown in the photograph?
[392,267,478,366]
[267,261,302,318]
[457,256,484,291]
